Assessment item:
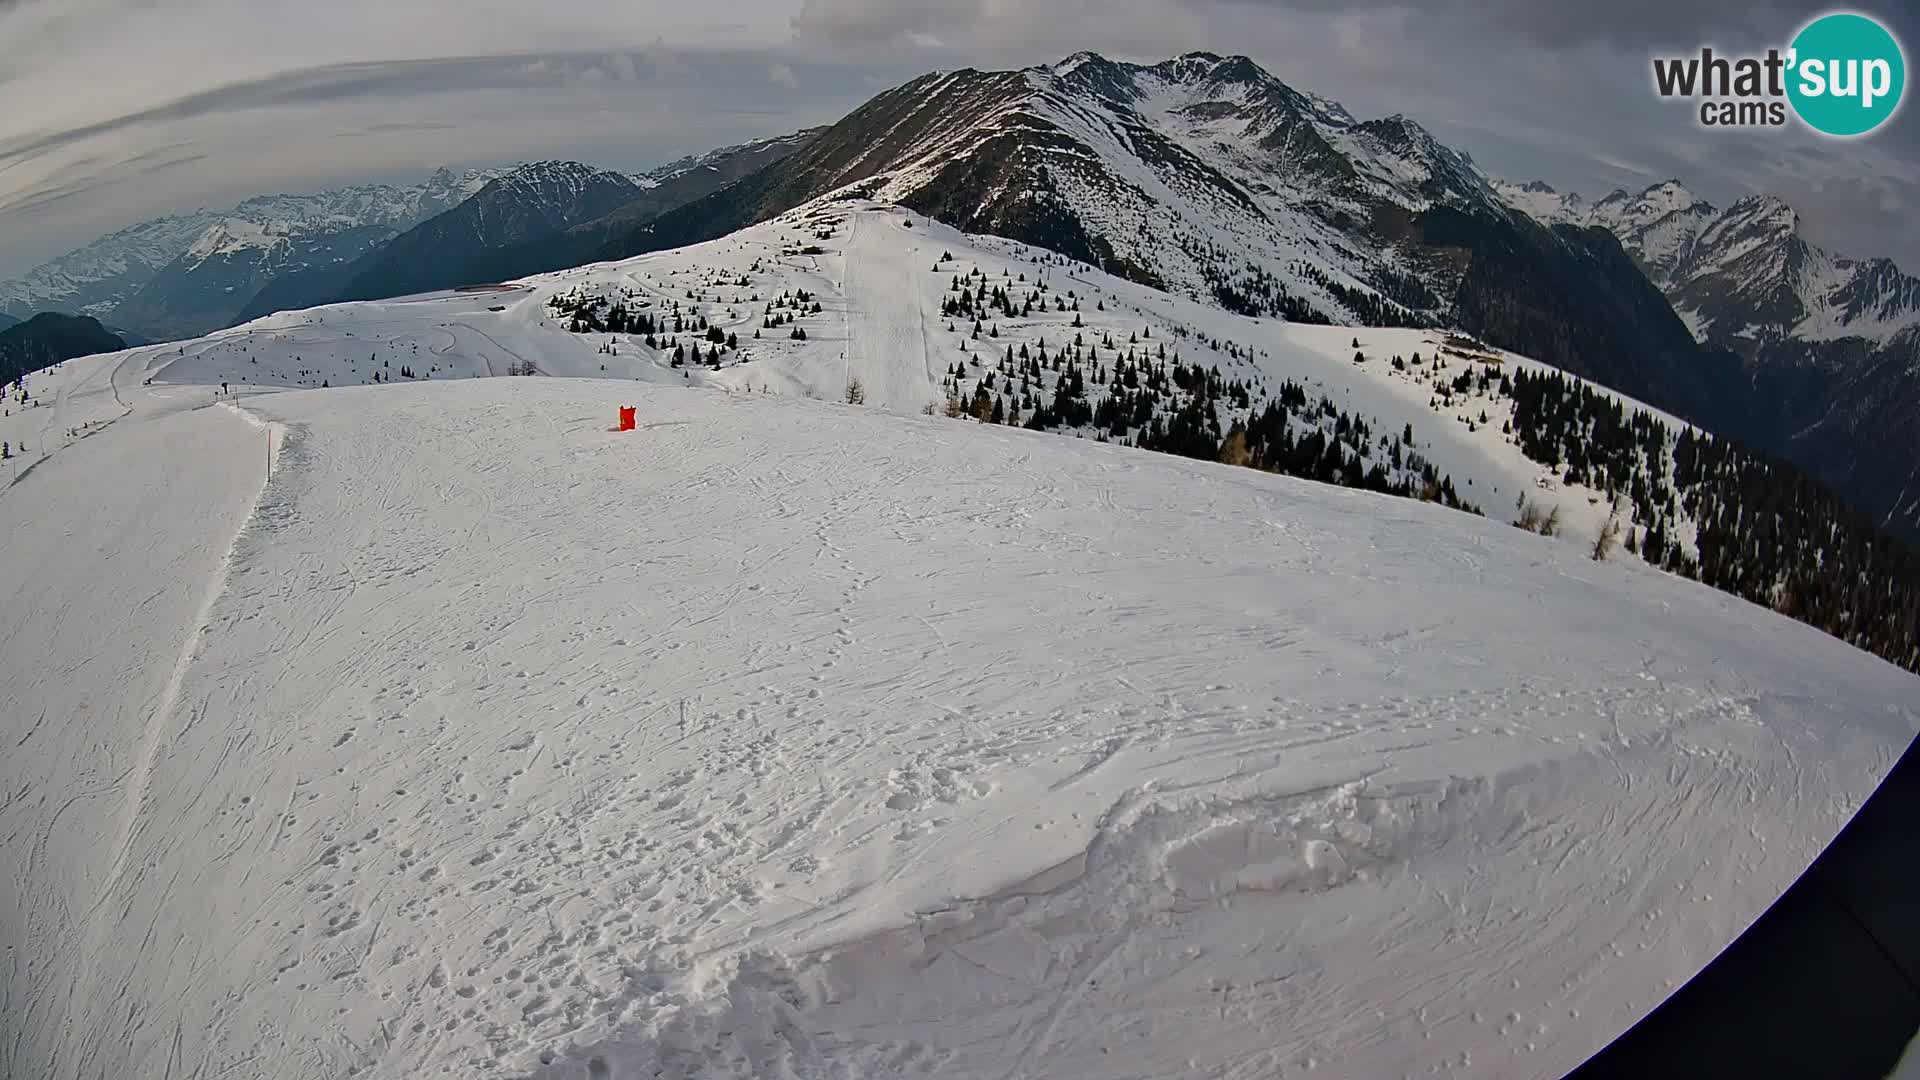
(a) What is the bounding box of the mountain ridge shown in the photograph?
[0,167,500,339]
[325,132,820,306]
[1491,177,1920,349]
[1493,175,1920,537]
[602,51,1733,479]
[328,162,646,304]
[569,50,1904,543]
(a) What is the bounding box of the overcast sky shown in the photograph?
[1,0,1915,279]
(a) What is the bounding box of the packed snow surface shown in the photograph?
[2,211,1917,1080]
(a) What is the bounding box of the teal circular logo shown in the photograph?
[1787,12,1906,136]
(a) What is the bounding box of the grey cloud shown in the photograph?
[790,0,980,46]
[125,151,211,178]
[790,0,1145,54]
[0,43,871,275]
[0,56,519,172]
[0,147,208,213]
[0,169,121,216]
[365,122,458,133]
[116,141,203,166]
[1208,0,1801,49]
[332,123,461,140]
[2,0,1916,277]
[787,0,1825,52]
[0,49,783,174]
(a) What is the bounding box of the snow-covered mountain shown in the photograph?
[1495,178,1920,350]
[625,50,1920,550]
[0,168,499,339]
[631,128,822,192]
[1670,194,1920,349]
[611,54,1736,500]
[1493,179,1586,225]
[328,162,644,303]
[572,129,824,242]
[1586,180,1707,235]
[620,52,1525,329]
[5,133,828,340]
[1585,181,1719,291]
[328,133,823,306]
[444,160,644,248]
[0,210,228,320]
[1495,176,1920,539]
[1491,178,1700,233]
[4,199,1916,1080]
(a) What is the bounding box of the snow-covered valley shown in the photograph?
[1,207,1916,1080]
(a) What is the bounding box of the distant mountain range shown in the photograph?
[330,131,819,304]
[1494,177,1920,540]
[269,160,646,311]
[0,169,499,339]
[1492,178,1920,350]
[0,134,820,344]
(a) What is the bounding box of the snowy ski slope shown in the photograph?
[1,206,1916,1080]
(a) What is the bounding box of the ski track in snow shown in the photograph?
[78,402,267,964]
[0,385,266,1080]
[0,208,1916,1080]
[842,211,939,412]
